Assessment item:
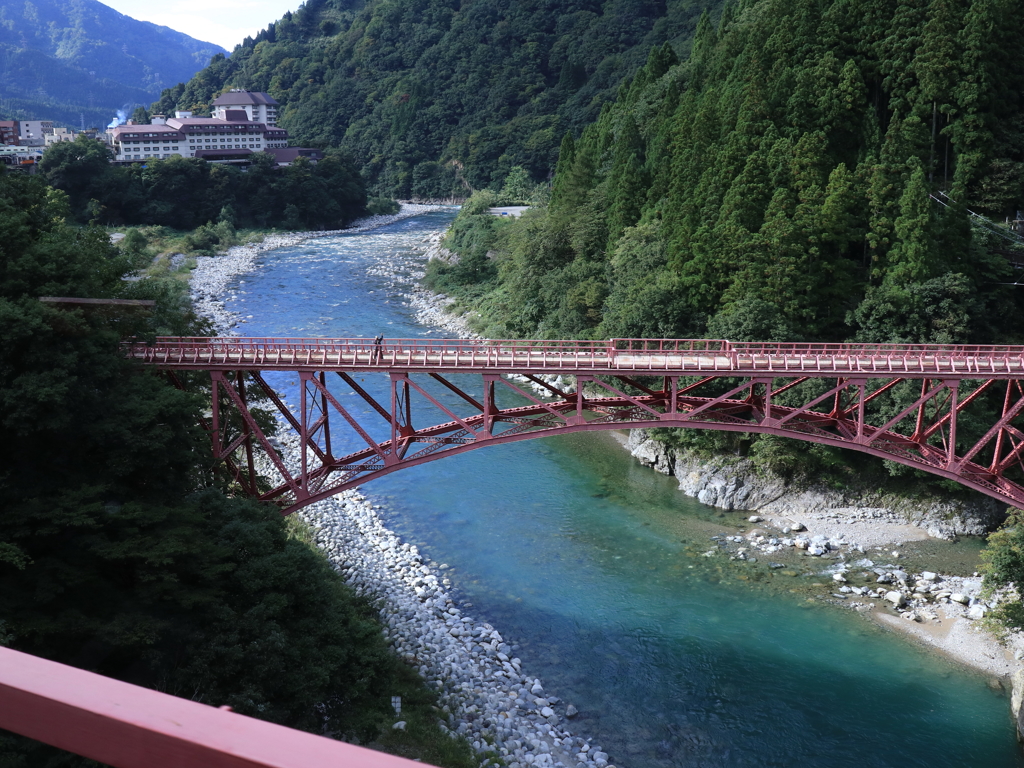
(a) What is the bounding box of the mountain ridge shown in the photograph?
[0,0,225,127]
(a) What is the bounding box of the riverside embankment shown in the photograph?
[194,208,1023,767]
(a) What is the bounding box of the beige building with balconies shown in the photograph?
[108,110,289,163]
[212,90,279,126]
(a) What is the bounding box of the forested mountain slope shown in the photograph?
[0,0,224,127]
[433,0,1024,349]
[0,168,471,767]
[153,0,724,196]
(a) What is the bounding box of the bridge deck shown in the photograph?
[124,336,1024,512]
[126,337,1024,377]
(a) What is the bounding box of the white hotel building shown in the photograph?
[108,91,290,163]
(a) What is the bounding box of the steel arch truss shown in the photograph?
[199,369,1024,513]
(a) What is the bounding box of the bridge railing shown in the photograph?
[125,337,1024,375]
[125,336,622,368]
[609,338,1024,357]
[728,341,1024,357]
[609,338,731,353]
[0,645,429,768]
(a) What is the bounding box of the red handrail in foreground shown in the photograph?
[0,646,430,768]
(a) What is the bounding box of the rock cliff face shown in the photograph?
[1012,670,1024,742]
[626,429,1005,539]
[424,231,460,264]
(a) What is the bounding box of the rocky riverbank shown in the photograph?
[191,204,443,334]
[187,206,613,768]
[625,429,1005,544]
[408,230,478,335]
[255,438,611,768]
[623,428,1024,697]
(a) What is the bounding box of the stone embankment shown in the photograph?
[626,429,1004,543]
[189,207,612,768]
[406,229,479,335]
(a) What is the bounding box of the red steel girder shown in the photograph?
[140,338,1024,513]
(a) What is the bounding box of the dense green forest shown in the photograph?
[0,0,225,128]
[425,0,1024,493]
[0,168,471,766]
[39,135,367,230]
[433,0,1024,345]
[152,0,725,197]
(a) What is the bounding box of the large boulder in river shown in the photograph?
[885,591,906,607]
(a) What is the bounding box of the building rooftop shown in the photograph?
[110,124,183,139]
[212,91,278,107]
[267,148,323,164]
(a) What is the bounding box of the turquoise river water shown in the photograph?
[223,209,1023,767]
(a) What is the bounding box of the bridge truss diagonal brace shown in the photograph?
[770,378,858,430]
[519,374,573,400]
[252,372,328,467]
[857,380,950,448]
[921,380,995,442]
[957,381,1024,472]
[494,376,573,425]
[399,374,487,439]
[212,371,302,499]
[307,373,389,462]
[338,372,392,425]
[588,377,663,419]
[995,430,1024,477]
[681,378,763,423]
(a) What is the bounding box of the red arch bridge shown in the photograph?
[125,336,1024,513]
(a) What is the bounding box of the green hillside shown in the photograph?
[421,0,1024,487]
[433,0,1024,347]
[0,0,224,126]
[153,0,723,196]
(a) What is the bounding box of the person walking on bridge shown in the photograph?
[372,333,384,363]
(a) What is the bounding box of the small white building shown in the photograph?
[44,128,75,146]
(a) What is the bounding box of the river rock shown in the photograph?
[885,591,906,607]
[628,430,674,475]
[951,593,969,605]
[968,604,988,620]
[566,704,578,718]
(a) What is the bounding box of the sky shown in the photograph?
[101,0,299,51]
